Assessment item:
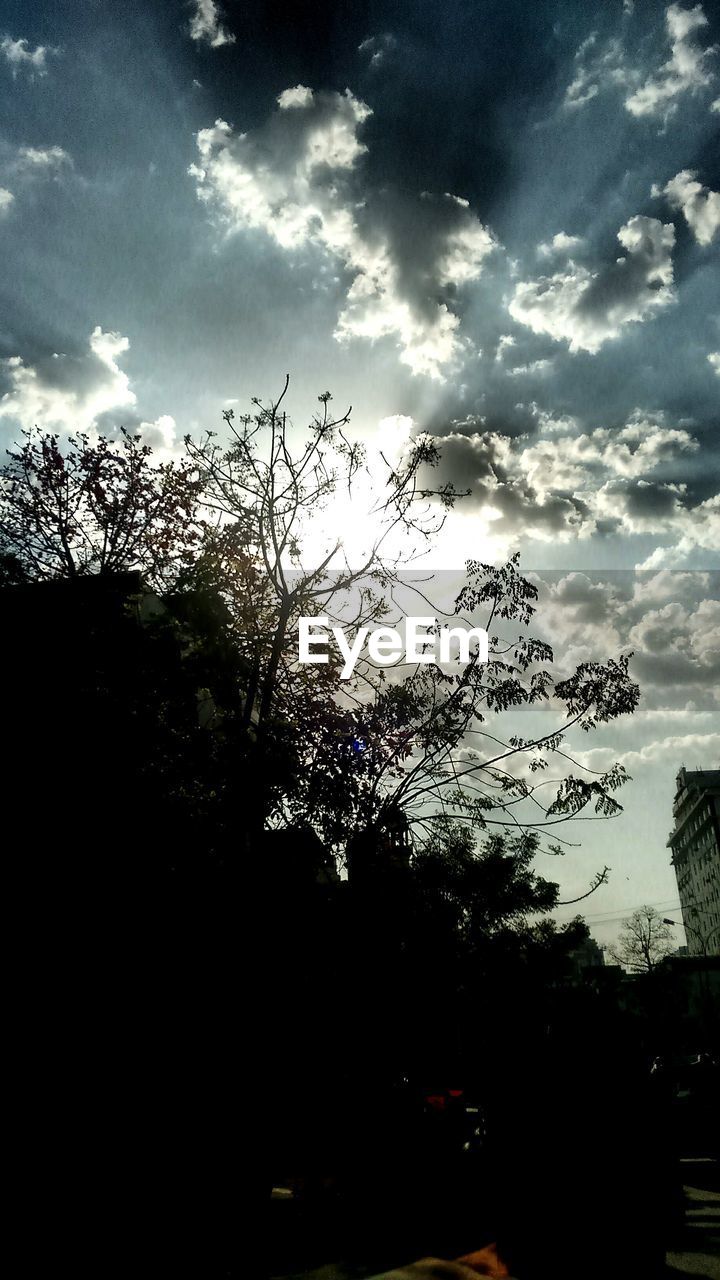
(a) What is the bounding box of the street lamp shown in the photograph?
[663,917,720,956]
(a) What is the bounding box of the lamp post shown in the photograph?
[663,916,720,957]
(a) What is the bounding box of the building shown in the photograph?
[667,768,720,956]
[569,935,605,973]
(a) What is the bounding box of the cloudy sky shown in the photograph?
[1,0,718,947]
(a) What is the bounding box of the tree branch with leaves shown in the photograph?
[0,429,204,588]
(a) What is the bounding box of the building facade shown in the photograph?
[667,768,720,956]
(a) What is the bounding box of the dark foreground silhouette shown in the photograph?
[3,573,716,1278]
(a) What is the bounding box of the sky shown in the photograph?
[1,0,718,949]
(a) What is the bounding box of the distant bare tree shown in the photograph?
[609,906,675,973]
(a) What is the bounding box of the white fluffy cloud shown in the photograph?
[626,3,717,119]
[520,416,698,492]
[15,144,72,172]
[190,92,372,249]
[136,414,179,456]
[0,34,57,75]
[189,0,236,48]
[655,169,720,244]
[277,84,315,109]
[565,4,717,121]
[0,327,136,433]
[424,409,700,547]
[0,329,182,455]
[509,216,675,353]
[423,407,720,567]
[579,731,720,771]
[537,232,586,258]
[627,597,720,668]
[708,352,720,376]
[190,88,497,377]
[0,187,14,214]
[506,358,554,377]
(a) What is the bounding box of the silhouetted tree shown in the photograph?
[1,390,640,891]
[185,384,639,882]
[0,428,204,587]
[412,823,560,936]
[184,376,464,832]
[609,905,676,972]
[284,553,637,894]
[1,390,648,1275]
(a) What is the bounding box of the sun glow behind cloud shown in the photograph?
[0,0,718,935]
[189,88,497,379]
[0,0,717,581]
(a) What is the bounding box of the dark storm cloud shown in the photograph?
[481,483,591,537]
[616,478,686,519]
[539,572,621,626]
[577,218,674,319]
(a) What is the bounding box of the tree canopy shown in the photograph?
[0,382,640,900]
[0,428,203,587]
[177,382,639,879]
